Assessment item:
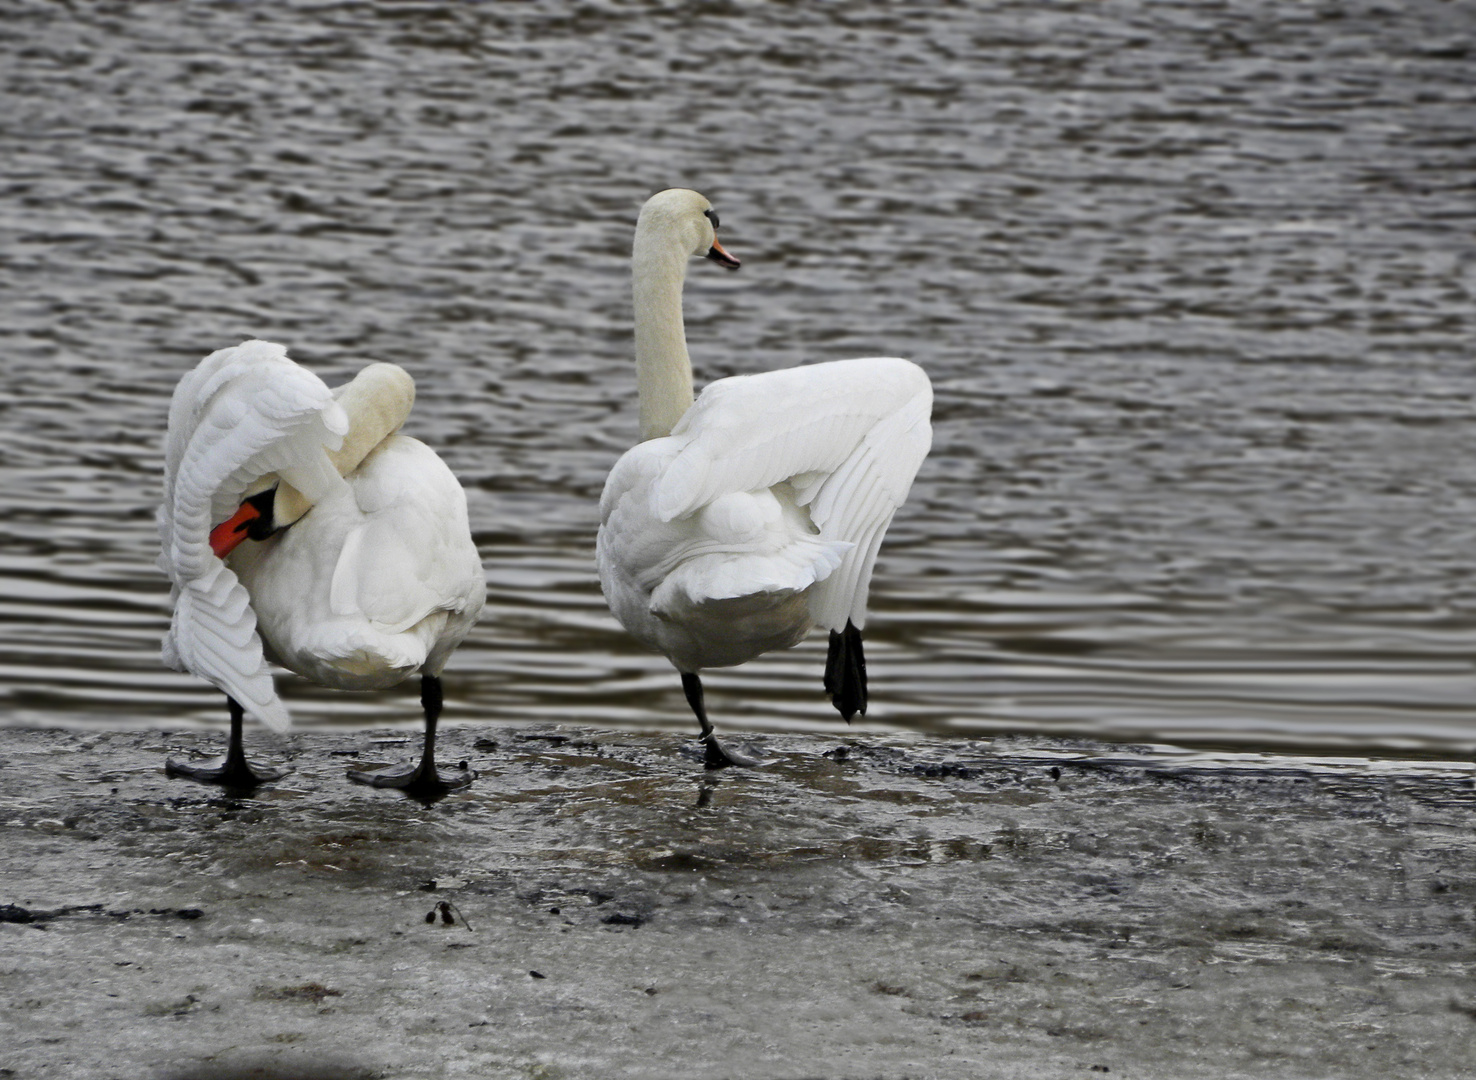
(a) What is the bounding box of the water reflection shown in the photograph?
[2,1,1473,757]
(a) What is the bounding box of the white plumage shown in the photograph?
[597,189,932,766]
[159,340,348,732]
[600,358,932,670]
[159,340,485,792]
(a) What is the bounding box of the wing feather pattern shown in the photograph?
[807,378,932,629]
[651,357,932,631]
[158,340,349,730]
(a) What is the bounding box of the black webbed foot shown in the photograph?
[346,759,475,797]
[824,620,868,722]
[165,754,290,789]
[701,735,765,770]
[166,697,289,789]
[347,675,474,798]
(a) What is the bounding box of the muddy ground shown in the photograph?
[2,724,1475,1079]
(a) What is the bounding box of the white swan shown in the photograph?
[597,189,933,767]
[158,340,486,794]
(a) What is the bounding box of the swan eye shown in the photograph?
[703,208,720,230]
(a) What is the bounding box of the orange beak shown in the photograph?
[706,238,741,270]
[209,500,264,559]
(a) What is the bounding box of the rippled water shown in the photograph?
[4,0,1475,757]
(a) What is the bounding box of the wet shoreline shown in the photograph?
[3,724,1474,1079]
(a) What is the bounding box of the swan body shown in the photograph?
[159,340,485,791]
[226,434,481,691]
[596,189,932,766]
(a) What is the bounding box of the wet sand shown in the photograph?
[2,724,1474,1079]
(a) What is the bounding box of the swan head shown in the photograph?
[638,188,740,270]
[209,362,416,558]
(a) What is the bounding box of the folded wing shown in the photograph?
[328,438,485,636]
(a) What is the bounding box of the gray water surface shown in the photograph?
[3,0,1475,757]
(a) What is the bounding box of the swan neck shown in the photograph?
[271,483,314,528]
[328,363,414,474]
[271,362,415,527]
[633,235,694,442]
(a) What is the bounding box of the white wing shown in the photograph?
[602,441,847,607]
[652,356,932,630]
[158,340,349,729]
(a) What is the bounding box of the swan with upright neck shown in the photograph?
[597,188,932,767]
[159,340,486,794]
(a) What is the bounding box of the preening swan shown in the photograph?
[597,189,932,767]
[158,340,486,794]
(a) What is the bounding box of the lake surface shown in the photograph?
[3,0,1474,758]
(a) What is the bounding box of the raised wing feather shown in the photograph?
[653,357,932,630]
[653,358,929,521]
[158,340,349,729]
[806,379,933,629]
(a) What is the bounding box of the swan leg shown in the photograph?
[824,620,868,722]
[681,671,763,770]
[347,675,476,796]
[166,697,292,788]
